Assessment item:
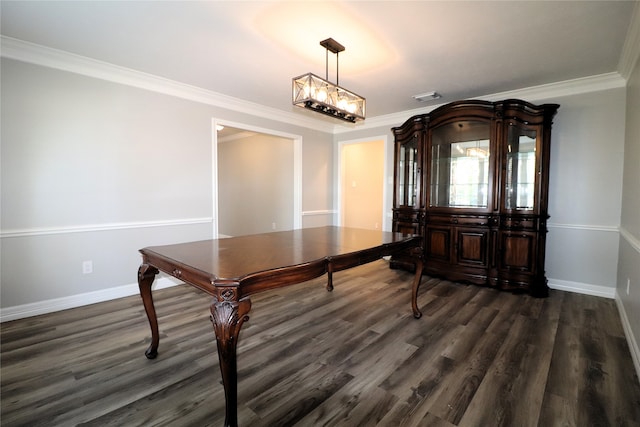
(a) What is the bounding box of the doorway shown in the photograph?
[339,138,386,230]
[213,120,302,237]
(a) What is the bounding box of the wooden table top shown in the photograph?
[140,226,420,295]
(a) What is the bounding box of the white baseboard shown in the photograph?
[548,278,616,299]
[0,277,182,323]
[615,291,640,381]
[1,276,618,322]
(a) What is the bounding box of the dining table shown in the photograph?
[137,226,424,427]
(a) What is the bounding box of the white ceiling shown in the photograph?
[1,1,637,121]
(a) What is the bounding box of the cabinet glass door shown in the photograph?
[505,123,538,210]
[396,134,419,207]
[430,120,491,208]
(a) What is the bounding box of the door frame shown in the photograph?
[212,118,302,238]
[336,135,390,231]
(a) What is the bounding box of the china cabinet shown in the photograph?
[390,99,559,297]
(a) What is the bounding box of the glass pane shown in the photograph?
[505,124,537,210]
[397,136,418,207]
[430,121,490,208]
[398,146,405,205]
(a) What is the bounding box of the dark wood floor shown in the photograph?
[2,260,640,426]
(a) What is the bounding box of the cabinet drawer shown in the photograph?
[502,218,536,230]
[393,209,423,235]
[394,212,419,223]
[428,215,489,227]
[393,209,424,224]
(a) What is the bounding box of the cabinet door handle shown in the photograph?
[452,218,458,224]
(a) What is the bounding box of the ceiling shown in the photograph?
[1,1,637,122]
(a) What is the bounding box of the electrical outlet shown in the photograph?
[627,278,631,295]
[272,222,276,230]
[83,260,93,275]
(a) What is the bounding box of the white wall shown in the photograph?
[218,133,294,236]
[1,59,214,309]
[617,55,640,373]
[0,58,334,318]
[544,88,626,294]
[301,134,335,228]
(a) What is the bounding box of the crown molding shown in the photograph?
[1,36,629,136]
[336,72,627,133]
[476,72,626,102]
[0,36,336,133]
[618,0,640,80]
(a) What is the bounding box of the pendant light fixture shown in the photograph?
[292,38,366,123]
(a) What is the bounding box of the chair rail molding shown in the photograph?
[0,217,213,239]
[620,226,640,253]
[302,210,337,216]
[547,222,620,233]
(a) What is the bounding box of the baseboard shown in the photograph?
[2,271,638,381]
[0,276,182,323]
[548,278,616,299]
[1,276,618,323]
[615,291,640,381]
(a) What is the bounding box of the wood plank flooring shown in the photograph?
[2,260,640,426]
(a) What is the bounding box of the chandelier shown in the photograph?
[292,38,366,123]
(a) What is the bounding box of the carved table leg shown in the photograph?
[410,247,424,319]
[138,264,160,359]
[210,289,251,427]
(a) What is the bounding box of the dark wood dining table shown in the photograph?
[137,226,424,427]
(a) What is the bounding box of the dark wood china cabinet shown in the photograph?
[391,99,559,297]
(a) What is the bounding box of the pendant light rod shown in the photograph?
[320,38,344,85]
